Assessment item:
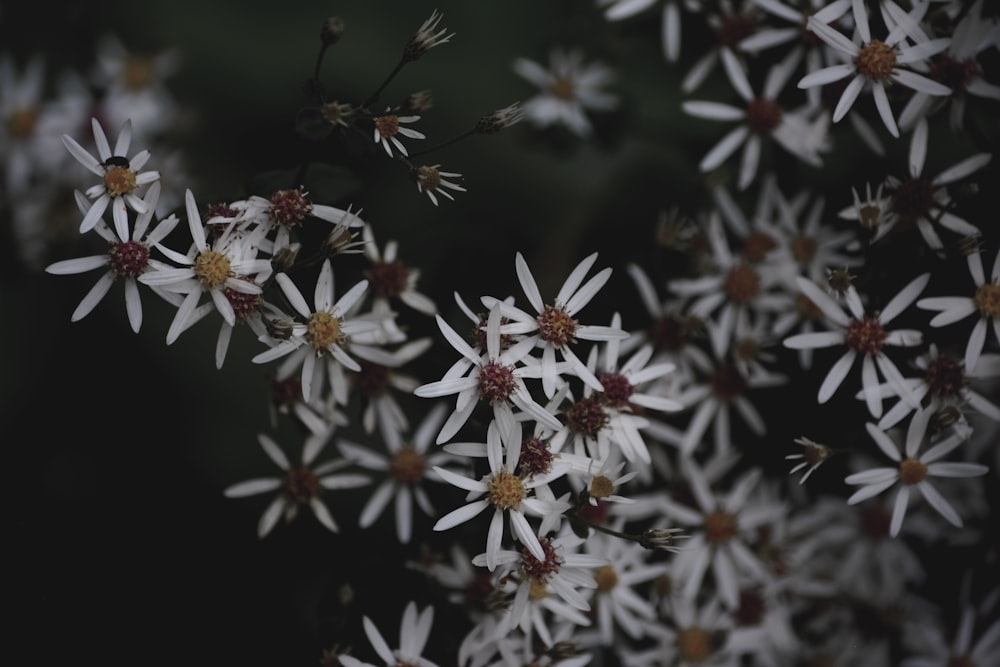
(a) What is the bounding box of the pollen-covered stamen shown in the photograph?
[594,565,618,592]
[677,627,715,663]
[537,305,579,348]
[374,114,400,138]
[108,240,150,278]
[283,466,320,504]
[974,283,1000,319]
[589,475,615,500]
[307,311,345,352]
[517,437,554,478]
[925,356,965,398]
[520,536,562,582]
[846,315,888,355]
[194,250,232,288]
[479,361,516,403]
[357,361,390,397]
[891,178,935,227]
[717,14,756,48]
[791,235,818,265]
[704,509,739,544]
[487,470,525,510]
[929,55,978,94]
[103,165,138,197]
[899,458,928,485]
[598,372,634,409]
[724,264,761,303]
[224,284,262,321]
[269,188,312,228]
[736,589,766,626]
[745,98,783,135]
[367,260,409,299]
[856,40,897,81]
[551,78,575,100]
[7,107,38,139]
[711,365,748,401]
[566,398,609,437]
[390,447,426,484]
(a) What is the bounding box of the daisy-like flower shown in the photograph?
[862,345,1000,431]
[354,338,434,435]
[373,112,425,157]
[660,460,783,610]
[917,248,1000,372]
[598,0,704,63]
[782,271,928,418]
[683,48,829,190]
[869,118,989,251]
[414,164,465,205]
[680,0,759,94]
[414,304,562,445]
[432,419,569,571]
[45,183,179,332]
[844,408,988,537]
[838,180,898,241]
[797,0,952,137]
[362,224,436,317]
[137,189,271,345]
[223,431,370,538]
[360,601,438,667]
[251,258,387,402]
[474,531,607,642]
[337,403,456,543]
[62,117,160,239]
[513,49,618,138]
[484,251,629,399]
[898,0,1000,132]
[901,591,1000,667]
[786,436,832,484]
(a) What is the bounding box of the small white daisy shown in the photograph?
[845,408,988,537]
[373,112,425,157]
[361,601,438,667]
[414,164,465,205]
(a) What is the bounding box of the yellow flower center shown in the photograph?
[307,311,344,351]
[375,115,400,138]
[104,166,138,197]
[193,250,231,288]
[589,475,615,499]
[487,471,525,510]
[594,565,618,592]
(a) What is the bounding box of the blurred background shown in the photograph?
[3,1,998,665]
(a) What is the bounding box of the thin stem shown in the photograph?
[362,58,407,110]
[407,127,478,159]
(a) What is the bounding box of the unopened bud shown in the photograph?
[323,224,359,256]
[266,318,295,341]
[400,90,433,114]
[475,102,524,134]
[321,17,345,45]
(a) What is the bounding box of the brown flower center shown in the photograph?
[551,78,575,100]
[975,283,1000,319]
[846,315,888,355]
[479,362,516,403]
[711,365,747,401]
[725,264,761,303]
[357,361,390,397]
[122,55,155,90]
[598,372,634,409]
[7,107,38,139]
[390,447,426,484]
[517,438,553,478]
[856,40,897,81]
[104,165,138,197]
[594,565,618,592]
[677,627,715,663]
[374,115,400,138]
[566,398,609,437]
[791,235,818,265]
[269,188,311,228]
[899,458,928,485]
[745,98,782,135]
[704,510,739,544]
[416,165,441,191]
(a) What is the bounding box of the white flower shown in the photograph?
[373,113,425,157]
[683,48,829,189]
[414,304,562,445]
[361,601,438,667]
[337,403,456,543]
[845,408,988,537]
[62,117,160,238]
[660,461,783,610]
[783,272,928,418]
[414,164,465,205]
[45,183,179,332]
[917,249,1000,372]
[797,0,952,137]
[362,224,437,317]
[786,436,831,484]
[484,251,629,399]
[432,420,569,571]
[513,49,618,137]
[223,431,370,538]
[901,594,1000,667]
[136,189,271,344]
[250,258,387,401]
